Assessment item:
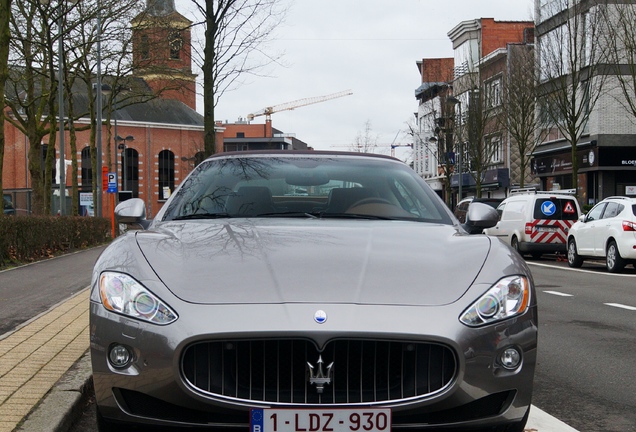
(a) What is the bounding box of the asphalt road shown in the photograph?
[0,246,106,336]
[528,258,636,431]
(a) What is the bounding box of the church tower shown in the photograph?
[131,0,197,110]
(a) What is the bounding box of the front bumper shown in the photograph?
[90,298,537,430]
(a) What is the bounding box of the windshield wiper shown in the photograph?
[255,211,319,219]
[319,212,394,220]
[172,212,232,220]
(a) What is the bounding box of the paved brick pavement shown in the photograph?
[0,290,89,432]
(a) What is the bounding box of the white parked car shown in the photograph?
[484,189,581,259]
[567,196,636,272]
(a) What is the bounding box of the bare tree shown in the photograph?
[350,120,379,153]
[5,0,59,214]
[5,0,144,214]
[0,0,10,203]
[188,0,286,157]
[417,96,455,206]
[500,43,546,188]
[452,68,499,198]
[536,0,608,195]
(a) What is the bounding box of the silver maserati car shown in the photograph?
[90,151,537,432]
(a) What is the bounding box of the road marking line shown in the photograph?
[604,303,636,311]
[543,290,573,297]
[528,261,636,277]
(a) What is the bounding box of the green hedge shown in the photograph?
[0,215,111,268]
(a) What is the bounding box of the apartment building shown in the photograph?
[415,19,534,206]
[533,0,636,205]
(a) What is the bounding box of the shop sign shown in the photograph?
[533,147,597,175]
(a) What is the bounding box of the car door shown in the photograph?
[576,202,606,256]
[489,199,525,245]
[594,202,621,255]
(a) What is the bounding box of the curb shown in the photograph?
[17,352,93,432]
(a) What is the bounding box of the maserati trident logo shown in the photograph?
[307,355,334,394]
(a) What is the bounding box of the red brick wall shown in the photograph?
[480,19,534,57]
[2,116,216,218]
[419,58,455,83]
[222,121,274,139]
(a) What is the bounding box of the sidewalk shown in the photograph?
[0,287,579,432]
[0,290,90,432]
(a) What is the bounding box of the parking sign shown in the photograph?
[107,173,117,193]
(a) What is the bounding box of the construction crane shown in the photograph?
[247,90,353,121]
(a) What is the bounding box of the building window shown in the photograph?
[141,35,150,60]
[81,147,91,186]
[454,39,478,78]
[236,132,245,138]
[158,150,175,200]
[122,148,139,197]
[485,77,502,109]
[488,136,503,163]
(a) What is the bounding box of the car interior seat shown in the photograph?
[324,187,377,213]
[225,186,275,216]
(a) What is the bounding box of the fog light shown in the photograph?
[109,345,132,368]
[500,347,522,370]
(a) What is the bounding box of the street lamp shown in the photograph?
[94,82,110,217]
[40,0,79,215]
[95,7,105,217]
[446,96,463,204]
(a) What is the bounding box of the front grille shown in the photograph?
[181,339,456,404]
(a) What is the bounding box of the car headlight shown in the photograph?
[460,275,530,327]
[98,272,178,325]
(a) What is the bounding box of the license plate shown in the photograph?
[250,408,391,432]
[538,226,558,232]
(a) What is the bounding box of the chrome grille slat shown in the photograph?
[182,339,456,404]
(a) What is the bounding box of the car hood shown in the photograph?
[135,219,491,306]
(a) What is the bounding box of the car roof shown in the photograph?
[602,196,636,202]
[205,150,401,162]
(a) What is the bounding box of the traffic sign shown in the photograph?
[107,173,118,194]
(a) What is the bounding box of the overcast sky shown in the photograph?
[195,0,535,160]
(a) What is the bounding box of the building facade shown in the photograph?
[533,0,636,206]
[415,19,534,206]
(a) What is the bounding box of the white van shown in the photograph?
[484,188,581,258]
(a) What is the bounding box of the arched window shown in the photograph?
[158,150,175,200]
[122,148,139,198]
[141,35,150,60]
[81,147,92,186]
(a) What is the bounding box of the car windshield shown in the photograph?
[161,154,453,224]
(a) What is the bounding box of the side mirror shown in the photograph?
[115,198,150,229]
[579,214,586,222]
[462,202,499,235]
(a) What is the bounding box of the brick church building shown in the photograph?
[2,0,308,218]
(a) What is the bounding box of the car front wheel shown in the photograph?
[511,236,522,256]
[567,238,583,268]
[606,240,626,273]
